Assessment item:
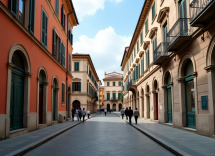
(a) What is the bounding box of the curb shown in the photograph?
[5,113,100,156]
[114,113,191,156]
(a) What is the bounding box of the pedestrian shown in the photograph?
[87,110,90,119]
[104,108,107,116]
[121,107,125,119]
[71,107,75,121]
[78,108,82,121]
[125,107,128,120]
[134,108,140,124]
[127,107,133,124]
[82,108,86,122]
[76,108,79,121]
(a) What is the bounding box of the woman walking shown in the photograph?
[87,110,90,119]
[125,107,128,120]
[71,107,75,121]
[134,108,140,124]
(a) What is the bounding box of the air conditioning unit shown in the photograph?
[59,114,66,123]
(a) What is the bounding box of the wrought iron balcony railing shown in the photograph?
[127,79,135,90]
[190,0,214,24]
[153,42,169,64]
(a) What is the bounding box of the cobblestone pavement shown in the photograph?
[25,113,175,156]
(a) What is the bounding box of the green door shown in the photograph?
[167,85,172,123]
[10,68,25,131]
[148,96,150,118]
[53,88,56,121]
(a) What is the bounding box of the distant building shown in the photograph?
[100,86,104,108]
[103,72,123,111]
[72,53,101,113]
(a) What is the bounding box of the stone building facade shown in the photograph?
[100,86,104,109]
[0,0,78,140]
[121,0,215,138]
[71,53,100,113]
[103,72,123,111]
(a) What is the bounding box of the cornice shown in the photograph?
[143,41,150,50]
[157,7,169,24]
[149,27,158,39]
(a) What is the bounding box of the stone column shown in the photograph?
[139,96,143,118]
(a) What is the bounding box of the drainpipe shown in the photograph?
[66,11,74,120]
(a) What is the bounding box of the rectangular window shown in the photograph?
[62,43,65,67]
[61,4,64,27]
[74,62,79,71]
[146,50,150,68]
[62,83,65,103]
[134,48,136,56]
[41,9,48,48]
[145,19,148,34]
[112,93,116,100]
[107,93,110,100]
[141,58,144,74]
[137,41,139,51]
[69,54,71,73]
[118,82,121,86]
[9,0,18,16]
[118,93,121,100]
[113,82,115,86]
[72,82,81,91]
[153,37,157,52]
[163,23,168,42]
[152,3,155,20]
[29,0,35,34]
[140,32,143,44]
[107,82,109,86]
[55,0,59,17]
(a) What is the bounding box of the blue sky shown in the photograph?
[72,0,144,83]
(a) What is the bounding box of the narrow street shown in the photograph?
[25,113,174,156]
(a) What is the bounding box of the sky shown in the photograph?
[72,0,145,84]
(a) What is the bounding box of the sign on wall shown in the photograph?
[201,95,208,110]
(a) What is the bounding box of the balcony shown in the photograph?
[127,79,136,90]
[190,0,215,27]
[153,42,169,65]
[111,98,118,101]
[166,18,191,52]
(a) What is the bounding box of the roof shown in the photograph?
[70,0,79,25]
[120,46,129,66]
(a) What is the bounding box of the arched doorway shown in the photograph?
[113,104,116,111]
[107,104,110,110]
[166,73,172,123]
[119,103,122,111]
[153,80,158,120]
[52,79,57,121]
[73,100,80,110]
[10,51,25,130]
[184,59,195,128]
[146,85,150,119]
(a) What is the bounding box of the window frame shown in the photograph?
[41,8,49,48]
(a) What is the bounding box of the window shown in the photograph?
[112,93,116,100]
[145,19,148,34]
[61,4,66,33]
[118,93,121,100]
[134,48,136,57]
[52,29,62,63]
[107,82,109,86]
[69,54,71,73]
[137,41,139,51]
[153,37,157,52]
[55,0,59,17]
[107,93,110,100]
[72,82,81,91]
[113,82,115,86]
[41,9,48,48]
[152,3,155,20]
[146,50,150,68]
[163,23,168,42]
[141,58,144,74]
[29,0,35,34]
[118,82,121,86]
[140,32,143,44]
[62,43,65,67]
[74,62,79,71]
[62,83,65,103]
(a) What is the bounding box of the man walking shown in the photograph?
[82,108,86,122]
[104,108,107,116]
[125,107,128,120]
[76,108,79,121]
[127,107,133,124]
[121,108,125,119]
[71,107,75,121]
[87,110,90,119]
[134,108,140,124]
[78,108,82,121]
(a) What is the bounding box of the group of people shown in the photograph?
[120,107,139,124]
[71,107,91,122]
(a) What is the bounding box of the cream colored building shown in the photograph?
[103,72,123,111]
[72,53,100,113]
[121,0,215,138]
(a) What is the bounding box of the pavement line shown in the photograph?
[114,113,191,156]
[5,113,100,156]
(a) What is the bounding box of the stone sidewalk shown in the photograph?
[0,113,99,156]
[115,112,215,156]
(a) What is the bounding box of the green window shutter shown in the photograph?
[9,0,18,16]
[118,93,121,100]
[62,43,65,67]
[78,82,81,91]
[107,93,110,100]
[137,41,139,51]
[52,29,56,57]
[77,62,79,71]
[70,34,73,46]
[74,62,76,71]
[140,33,143,44]
[64,15,66,32]
[113,82,115,86]
[58,37,61,63]
[41,11,48,47]
[134,48,136,56]
[72,82,75,91]
[62,83,65,102]
[69,54,71,73]
[113,93,116,100]
[68,30,71,41]
[152,3,155,20]
[61,5,64,26]
[55,0,59,17]
[145,19,148,34]
[29,0,35,34]
[107,82,109,86]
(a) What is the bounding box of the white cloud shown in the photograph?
[72,0,123,20]
[73,27,131,82]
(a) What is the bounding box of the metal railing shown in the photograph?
[167,18,190,48]
[153,42,169,62]
[190,0,213,22]
[127,79,135,89]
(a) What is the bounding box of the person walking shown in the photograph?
[121,108,125,119]
[134,108,140,124]
[104,108,107,116]
[87,110,90,119]
[76,108,79,121]
[78,108,82,121]
[127,107,133,124]
[125,107,128,120]
[71,107,75,121]
[82,108,86,122]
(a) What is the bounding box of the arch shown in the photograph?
[206,34,215,66]
[162,68,173,86]
[152,77,159,91]
[6,44,32,136]
[72,100,81,110]
[145,83,150,94]
[37,66,48,82]
[52,77,59,122]
[107,103,110,110]
[119,103,122,111]
[113,103,116,111]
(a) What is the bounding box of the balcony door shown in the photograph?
[179,0,188,36]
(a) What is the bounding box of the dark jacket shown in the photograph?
[71,109,75,115]
[127,109,133,117]
[125,109,128,116]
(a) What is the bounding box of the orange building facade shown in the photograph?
[100,86,104,108]
[0,0,78,140]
